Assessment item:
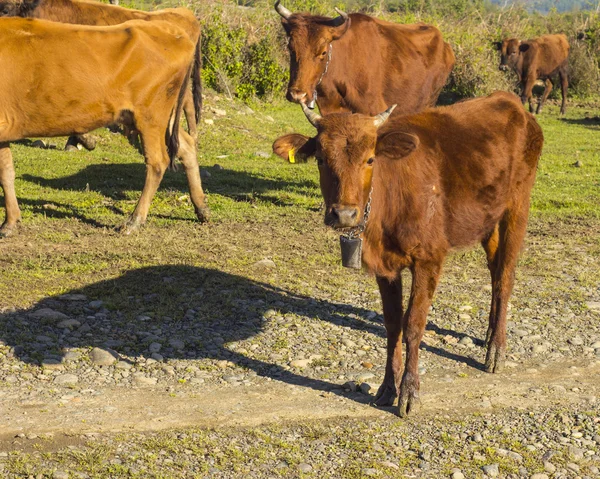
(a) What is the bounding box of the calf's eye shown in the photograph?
[316,157,324,166]
[367,157,375,165]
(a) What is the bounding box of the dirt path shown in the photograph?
[3,358,598,443]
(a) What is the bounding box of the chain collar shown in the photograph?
[344,185,373,240]
[307,44,332,109]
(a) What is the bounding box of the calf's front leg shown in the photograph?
[398,260,442,417]
[374,275,404,407]
[0,144,21,238]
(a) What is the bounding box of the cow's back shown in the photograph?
[383,92,540,247]
[526,34,570,77]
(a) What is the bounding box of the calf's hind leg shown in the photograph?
[559,67,568,115]
[482,224,500,344]
[120,127,170,235]
[536,79,554,115]
[485,202,530,373]
[0,143,21,238]
[374,275,404,407]
[177,128,209,222]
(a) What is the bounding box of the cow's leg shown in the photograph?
[0,143,21,238]
[559,67,568,115]
[398,260,442,417]
[120,129,169,234]
[520,77,536,114]
[485,200,530,373]
[536,79,553,115]
[482,224,500,344]
[177,128,209,222]
[374,275,403,407]
[182,90,198,143]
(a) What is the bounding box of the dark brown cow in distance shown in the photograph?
[0,17,208,237]
[275,1,455,118]
[273,92,543,416]
[494,34,569,115]
[0,0,203,147]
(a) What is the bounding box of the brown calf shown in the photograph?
[0,17,208,237]
[495,34,569,115]
[273,92,543,416]
[275,1,454,117]
[0,0,202,145]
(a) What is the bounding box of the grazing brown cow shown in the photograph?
[0,17,208,237]
[274,1,454,117]
[273,92,543,416]
[0,0,203,146]
[494,34,569,115]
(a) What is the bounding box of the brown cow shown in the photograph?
[274,1,455,118]
[494,34,569,115]
[0,0,203,146]
[0,17,208,237]
[273,91,543,416]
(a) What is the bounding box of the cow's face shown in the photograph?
[275,1,350,107]
[273,104,420,230]
[495,38,527,71]
[0,1,20,16]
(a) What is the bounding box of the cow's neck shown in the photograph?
[360,158,424,277]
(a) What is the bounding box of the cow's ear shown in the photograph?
[376,131,419,160]
[519,42,530,53]
[493,41,502,51]
[272,134,317,163]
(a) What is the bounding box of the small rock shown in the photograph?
[54,374,78,385]
[530,474,549,479]
[357,372,374,382]
[88,300,104,309]
[298,463,312,473]
[290,359,311,369]
[472,433,483,442]
[133,374,158,386]
[254,151,270,158]
[168,339,185,350]
[359,383,374,395]
[57,319,81,329]
[212,108,226,116]
[90,347,117,366]
[148,342,162,353]
[482,464,499,477]
[200,170,211,180]
[543,462,556,473]
[213,164,224,170]
[451,471,465,479]
[32,139,47,149]
[59,294,87,301]
[568,337,584,346]
[253,259,276,269]
[566,463,579,472]
[362,468,379,476]
[458,336,473,346]
[53,472,69,479]
[30,308,68,321]
[342,381,358,392]
[204,119,214,125]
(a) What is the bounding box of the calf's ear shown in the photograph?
[272,134,317,163]
[375,131,419,160]
[519,43,530,53]
[493,41,502,51]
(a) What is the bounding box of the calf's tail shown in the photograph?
[192,36,203,125]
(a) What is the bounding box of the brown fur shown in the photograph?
[495,34,569,115]
[0,17,209,238]
[273,91,543,416]
[0,0,202,141]
[279,9,455,116]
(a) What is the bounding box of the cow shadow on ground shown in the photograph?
[560,117,600,131]
[0,265,485,406]
[21,163,320,210]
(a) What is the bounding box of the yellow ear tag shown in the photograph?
[288,148,296,164]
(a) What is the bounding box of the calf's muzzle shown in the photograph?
[329,205,359,228]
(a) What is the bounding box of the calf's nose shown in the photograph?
[499,65,508,71]
[331,206,359,228]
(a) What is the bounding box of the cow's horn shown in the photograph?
[274,0,292,19]
[332,7,348,26]
[301,102,322,128]
[373,104,397,127]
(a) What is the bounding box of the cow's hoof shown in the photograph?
[78,134,97,151]
[398,388,419,418]
[373,383,398,407]
[65,144,79,152]
[485,343,505,373]
[195,206,210,223]
[119,217,144,235]
[0,223,17,238]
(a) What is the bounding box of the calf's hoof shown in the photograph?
[398,387,419,418]
[119,216,144,235]
[195,206,210,223]
[373,383,398,407]
[0,223,18,238]
[485,343,505,373]
[78,134,97,151]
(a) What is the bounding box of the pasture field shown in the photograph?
[0,93,599,478]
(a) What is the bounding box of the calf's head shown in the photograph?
[494,38,528,72]
[275,0,350,107]
[273,104,419,229]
